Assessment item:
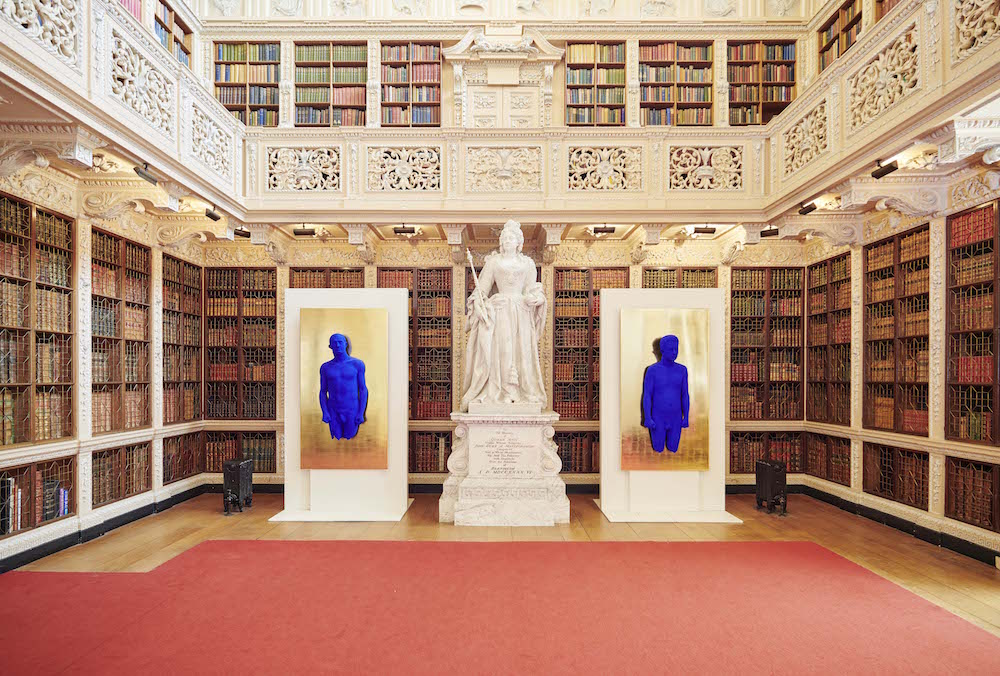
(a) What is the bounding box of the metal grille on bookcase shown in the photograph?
[729,431,766,474]
[945,457,998,532]
[863,443,928,510]
[553,431,600,473]
[205,432,240,472]
[409,431,452,473]
[242,432,277,473]
[163,432,204,484]
[92,443,151,508]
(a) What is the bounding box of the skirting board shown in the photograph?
[593,499,742,524]
[270,498,414,523]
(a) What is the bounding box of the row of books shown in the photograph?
[567,108,625,125]
[410,433,451,473]
[678,88,710,103]
[381,106,439,125]
[639,65,675,83]
[772,269,803,290]
[163,260,201,288]
[567,68,626,85]
[296,44,367,63]
[244,362,275,382]
[382,85,413,103]
[0,200,29,238]
[36,213,72,249]
[556,434,599,473]
[730,85,760,103]
[952,354,994,384]
[215,64,279,83]
[381,44,440,62]
[950,410,993,443]
[762,64,795,81]
[733,268,768,289]
[36,388,69,440]
[763,86,794,103]
[296,66,368,84]
[36,288,71,333]
[243,323,276,347]
[950,205,995,248]
[772,297,802,316]
[36,247,71,287]
[216,43,279,62]
[951,291,993,331]
[0,240,27,278]
[380,64,441,83]
[639,43,713,62]
[297,86,365,104]
[951,251,993,286]
[0,280,27,327]
[730,386,765,419]
[243,296,276,316]
[641,108,673,126]
[0,332,27,383]
[0,389,27,445]
[163,385,200,424]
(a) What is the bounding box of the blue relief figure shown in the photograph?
[641,335,690,454]
[319,333,368,440]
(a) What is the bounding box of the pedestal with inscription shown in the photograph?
[439,409,569,526]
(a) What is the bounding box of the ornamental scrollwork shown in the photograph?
[191,107,231,181]
[668,146,743,191]
[954,0,1000,63]
[847,26,919,133]
[1,0,79,69]
[110,30,174,137]
[783,102,828,177]
[567,146,642,191]
[367,146,441,192]
[267,147,341,192]
[466,147,541,193]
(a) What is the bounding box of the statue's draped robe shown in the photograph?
[461,252,547,410]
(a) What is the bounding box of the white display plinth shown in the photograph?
[598,289,741,524]
[439,411,569,526]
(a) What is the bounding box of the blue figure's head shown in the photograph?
[329,333,349,358]
[660,335,679,363]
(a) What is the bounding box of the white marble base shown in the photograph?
[270,498,414,522]
[440,411,569,526]
[467,401,543,415]
[593,499,742,524]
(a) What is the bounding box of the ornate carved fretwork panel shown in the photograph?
[109,30,174,137]
[668,146,744,191]
[567,146,642,191]
[847,25,919,133]
[783,102,828,177]
[266,147,341,192]
[191,106,232,182]
[953,0,1000,63]
[1,0,80,69]
[366,146,441,192]
[465,146,541,193]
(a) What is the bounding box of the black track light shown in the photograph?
[393,225,417,235]
[760,226,780,238]
[133,162,157,185]
[693,226,716,235]
[798,202,817,215]
[591,225,616,235]
[293,226,316,237]
[233,226,250,239]
[872,160,899,180]
[205,205,221,222]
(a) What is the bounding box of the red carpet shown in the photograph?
[1,541,998,675]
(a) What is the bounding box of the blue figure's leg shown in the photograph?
[331,416,345,440]
[650,423,667,453]
[340,412,360,439]
[666,424,682,453]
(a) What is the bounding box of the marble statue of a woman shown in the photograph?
[460,220,547,412]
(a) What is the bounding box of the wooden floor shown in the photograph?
[18,493,1000,637]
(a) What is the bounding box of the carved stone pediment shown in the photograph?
[443,28,564,67]
[0,124,103,177]
[837,176,947,217]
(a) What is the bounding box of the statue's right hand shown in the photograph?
[322,413,330,424]
[644,420,656,431]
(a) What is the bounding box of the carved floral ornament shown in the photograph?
[0,0,79,68]
[954,0,1000,63]
[367,146,441,192]
[783,102,828,177]
[267,147,341,192]
[466,147,541,193]
[847,26,919,133]
[567,146,642,191]
[191,107,231,181]
[109,30,174,137]
[668,146,743,191]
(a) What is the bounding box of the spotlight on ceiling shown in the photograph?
[871,159,899,180]
[233,226,251,239]
[205,205,221,222]
[133,162,157,185]
[293,225,316,237]
[760,226,780,238]
[798,202,817,215]
[393,225,417,236]
[693,226,717,235]
[591,225,616,235]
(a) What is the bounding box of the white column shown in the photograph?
[367,39,381,128]
[850,245,864,430]
[714,38,729,128]
[151,248,163,429]
[279,38,294,128]
[77,218,93,442]
[928,215,946,440]
[626,39,640,128]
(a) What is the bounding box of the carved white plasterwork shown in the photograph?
[704,0,736,16]
[950,169,1000,210]
[0,169,74,214]
[567,147,642,191]
[271,0,302,15]
[466,147,541,192]
[329,0,365,15]
[392,0,426,15]
[212,0,239,14]
[0,0,81,70]
[783,102,828,177]
[367,146,441,192]
[110,30,174,137]
[768,0,797,15]
[266,147,341,192]
[191,106,232,182]
[90,154,124,173]
[641,0,676,16]
[585,0,615,15]
[953,0,1000,63]
[847,26,919,133]
[668,146,744,191]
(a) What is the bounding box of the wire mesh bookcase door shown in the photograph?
[863,442,928,510]
[945,457,999,532]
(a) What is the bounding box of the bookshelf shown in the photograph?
[377,268,452,419]
[162,431,204,484]
[205,268,276,420]
[729,431,804,474]
[730,267,804,421]
[289,267,365,288]
[863,225,930,436]
[637,40,713,127]
[876,0,902,21]
[804,433,852,486]
[642,267,717,288]
[0,456,74,538]
[204,431,277,473]
[91,229,150,435]
[294,42,368,127]
[566,41,627,126]
[154,1,192,68]
[554,431,600,473]
[726,40,796,126]
[409,431,452,473]
[806,253,851,426]
[863,442,928,510]
[91,442,151,508]
[380,42,442,127]
[553,268,628,420]
[0,193,74,447]
[163,255,202,425]
[946,456,998,533]
[119,0,141,20]
[947,201,998,445]
[214,42,280,126]
[819,0,862,73]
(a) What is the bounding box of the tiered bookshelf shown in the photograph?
[729,431,804,474]
[214,42,280,126]
[0,456,74,537]
[804,433,852,486]
[726,41,796,126]
[946,456,998,533]
[119,0,141,21]
[294,42,368,127]
[947,202,998,444]
[806,253,851,426]
[154,1,192,68]
[553,268,628,420]
[289,267,365,288]
[163,255,202,425]
[377,268,452,419]
[637,41,713,126]
[554,431,600,473]
[162,431,204,484]
[876,0,902,21]
[205,268,276,420]
[0,194,74,446]
[566,41,627,126]
[91,442,151,508]
[409,431,452,473]
[204,431,277,473]
[863,225,929,435]
[91,229,150,435]
[863,442,928,510]
[730,267,804,421]
[641,267,717,288]
[380,42,442,127]
[819,0,862,72]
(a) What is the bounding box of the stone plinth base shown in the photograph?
[439,411,569,526]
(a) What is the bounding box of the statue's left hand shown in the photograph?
[355,414,364,425]
[681,417,689,428]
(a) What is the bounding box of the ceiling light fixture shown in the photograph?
[760,226,780,238]
[693,226,717,235]
[233,226,251,239]
[293,225,316,237]
[591,225,616,235]
[798,202,817,215]
[393,225,417,236]
[133,162,157,185]
[871,159,899,180]
[205,205,221,222]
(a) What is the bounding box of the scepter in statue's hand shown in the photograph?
[466,248,492,328]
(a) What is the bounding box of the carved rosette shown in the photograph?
[847,26,919,133]
[109,30,174,137]
[266,147,341,192]
[783,101,828,177]
[668,146,744,191]
[465,147,541,192]
[567,146,642,191]
[1,0,80,69]
[366,146,442,192]
[953,0,1000,63]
